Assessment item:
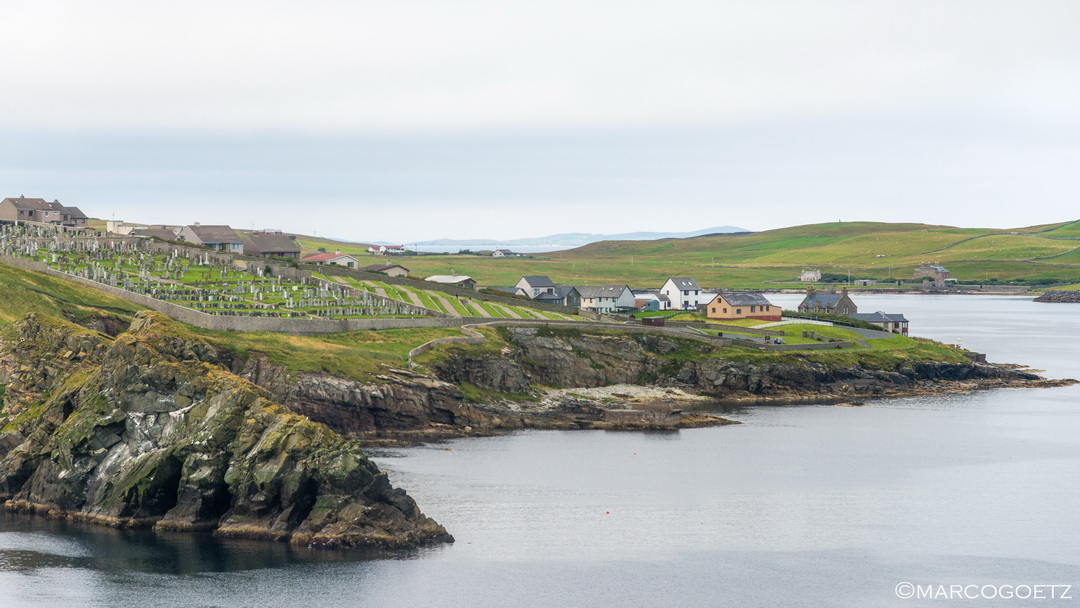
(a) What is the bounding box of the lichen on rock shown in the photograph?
[0,311,452,548]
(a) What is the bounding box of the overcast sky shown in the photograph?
[2,1,1078,242]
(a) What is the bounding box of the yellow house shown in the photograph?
[706,292,782,321]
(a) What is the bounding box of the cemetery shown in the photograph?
[0,223,431,320]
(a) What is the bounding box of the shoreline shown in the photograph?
[351,373,1076,447]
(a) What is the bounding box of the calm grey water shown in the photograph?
[2,295,1079,607]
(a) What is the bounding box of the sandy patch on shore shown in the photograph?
[544,384,710,403]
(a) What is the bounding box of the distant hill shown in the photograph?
[386,219,1080,288]
[367,226,747,248]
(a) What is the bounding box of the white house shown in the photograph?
[425,275,477,289]
[301,252,360,268]
[515,276,556,298]
[660,277,705,311]
[800,269,822,282]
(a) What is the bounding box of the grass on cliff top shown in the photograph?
[0,262,143,327]
[202,326,465,382]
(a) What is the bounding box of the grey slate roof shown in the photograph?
[577,285,630,299]
[3,197,49,209]
[243,233,300,255]
[360,263,408,273]
[716,292,774,307]
[487,286,524,295]
[521,275,556,288]
[849,312,907,323]
[187,225,242,243]
[131,228,181,241]
[64,206,88,219]
[554,285,580,298]
[666,277,701,290]
[801,292,844,308]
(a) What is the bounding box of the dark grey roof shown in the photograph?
[801,292,844,307]
[534,292,563,302]
[243,233,300,255]
[656,294,671,303]
[715,292,774,307]
[131,228,180,241]
[577,285,630,299]
[64,206,88,219]
[521,275,556,288]
[666,277,701,290]
[849,312,908,323]
[3,197,49,209]
[487,286,523,295]
[360,263,408,273]
[554,285,580,298]
[187,225,242,243]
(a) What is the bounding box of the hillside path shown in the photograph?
[428,291,461,317]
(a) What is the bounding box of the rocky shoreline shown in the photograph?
[0,312,452,549]
[1,312,1073,547]
[1034,290,1080,303]
[224,326,1075,446]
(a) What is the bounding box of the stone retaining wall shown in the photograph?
[670,321,784,336]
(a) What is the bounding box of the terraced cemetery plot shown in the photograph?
[0,225,429,320]
[345,278,580,320]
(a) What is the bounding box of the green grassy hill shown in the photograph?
[349,220,1080,288]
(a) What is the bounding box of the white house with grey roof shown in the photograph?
[515,276,556,298]
[660,277,705,310]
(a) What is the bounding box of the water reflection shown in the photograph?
[0,512,413,576]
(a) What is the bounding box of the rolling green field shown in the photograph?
[318,220,1080,289]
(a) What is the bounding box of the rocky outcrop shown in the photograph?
[431,327,1064,401]
[172,325,1068,445]
[1034,290,1080,303]
[0,312,452,548]
[229,354,481,436]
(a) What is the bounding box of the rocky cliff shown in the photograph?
[433,327,1056,400]
[222,326,1066,444]
[0,312,452,548]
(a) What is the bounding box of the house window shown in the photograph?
[723,308,727,313]
[736,308,742,314]
[711,307,716,313]
[750,306,756,313]
[683,290,689,296]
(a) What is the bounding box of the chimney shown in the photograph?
[335,249,341,255]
